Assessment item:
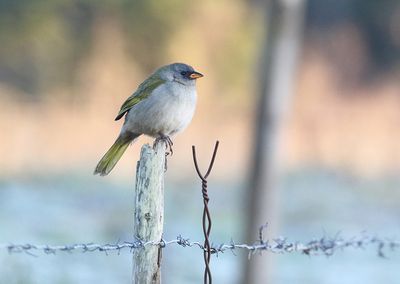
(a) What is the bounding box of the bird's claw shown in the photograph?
[154,135,173,156]
[154,135,174,172]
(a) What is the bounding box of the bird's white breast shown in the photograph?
[123,81,197,137]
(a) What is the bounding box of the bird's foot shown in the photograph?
[154,134,174,172]
[154,134,174,156]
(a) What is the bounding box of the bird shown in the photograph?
[94,63,203,176]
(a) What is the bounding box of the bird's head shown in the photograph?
[158,63,203,86]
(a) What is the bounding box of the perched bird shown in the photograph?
[94,63,203,176]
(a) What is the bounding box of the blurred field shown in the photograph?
[286,48,400,176]
[1,41,400,178]
[1,170,400,284]
[1,1,400,283]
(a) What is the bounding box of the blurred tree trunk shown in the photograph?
[244,0,306,283]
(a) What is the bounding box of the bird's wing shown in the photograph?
[115,74,166,121]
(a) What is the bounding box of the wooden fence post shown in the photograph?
[132,142,166,284]
[245,0,306,283]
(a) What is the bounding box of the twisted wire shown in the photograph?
[192,141,220,284]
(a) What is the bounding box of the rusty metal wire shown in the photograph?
[1,231,399,258]
[192,141,219,284]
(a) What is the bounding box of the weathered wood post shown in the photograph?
[132,142,166,284]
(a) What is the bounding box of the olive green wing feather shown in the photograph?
[115,75,165,121]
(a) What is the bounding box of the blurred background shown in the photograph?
[1,0,400,283]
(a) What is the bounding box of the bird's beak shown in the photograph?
[189,71,204,79]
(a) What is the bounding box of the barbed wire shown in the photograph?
[1,231,399,258]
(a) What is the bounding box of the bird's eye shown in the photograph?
[181,71,188,76]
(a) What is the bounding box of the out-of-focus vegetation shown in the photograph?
[1,1,400,283]
[307,0,400,83]
[0,0,93,94]
[0,0,399,177]
[0,0,256,98]
[2,0,399,97]
[0,0,259,178]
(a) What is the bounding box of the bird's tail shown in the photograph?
[94,134,138,176]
